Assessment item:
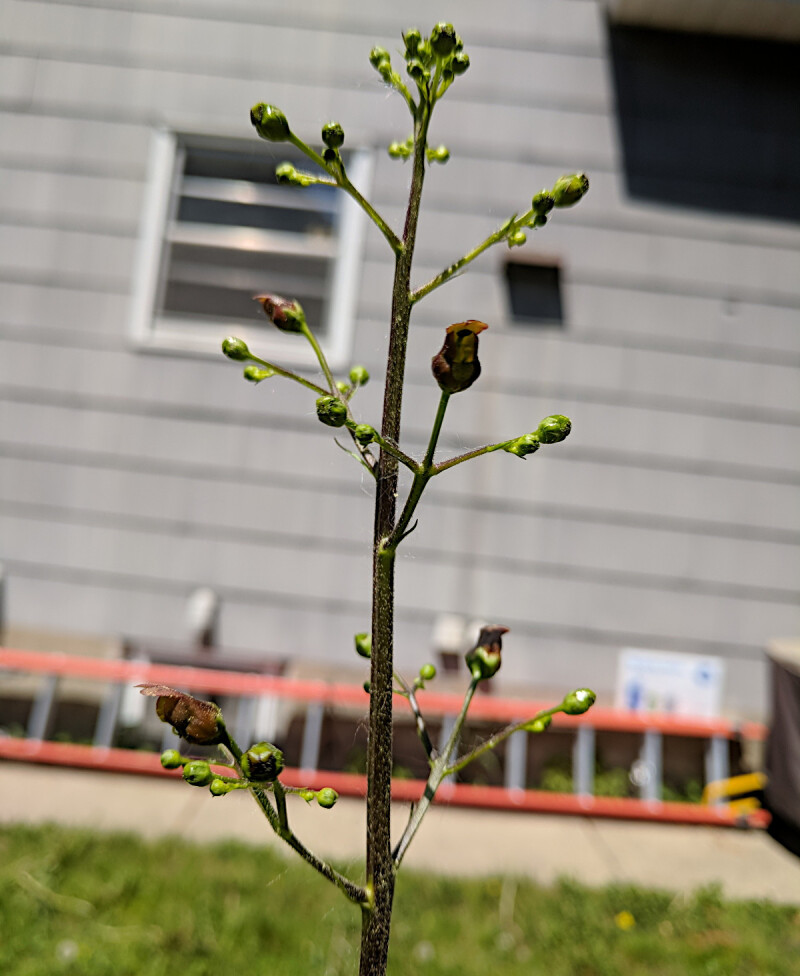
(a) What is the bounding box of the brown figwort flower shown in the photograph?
[254,294,307,334]
[137,684,223,745]
[465,625,509,681]
[431,320,488,393]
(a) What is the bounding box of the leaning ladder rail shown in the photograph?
[0,647,768,828]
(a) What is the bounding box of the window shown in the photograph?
[608,24,800,223]
[504,260,564,325]
[130,130,371,368]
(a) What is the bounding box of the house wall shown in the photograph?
[1,0,799,718]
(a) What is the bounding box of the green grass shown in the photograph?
[0,824,797,975]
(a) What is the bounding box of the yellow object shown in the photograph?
[702,772,766,805]
[614,911,636,931]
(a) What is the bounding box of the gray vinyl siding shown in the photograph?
[1,0,799,718]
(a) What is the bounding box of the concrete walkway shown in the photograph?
[1,762,798,904]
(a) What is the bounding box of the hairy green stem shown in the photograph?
[300,323,337,394]
[385,391,450,549]
[434,439,510,473]
[248,354,329,396]
[220,728,367,906]
[443,707,560,777]
[410,209,534,304]
[288,133,402,254]
[393,671,434,761]
[360,105,431,976]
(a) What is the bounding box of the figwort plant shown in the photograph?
[140,23,593,976]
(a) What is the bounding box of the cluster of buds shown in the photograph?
[504,414,572,458]
[370,23,469,104]
[506,174,590,248]
[390,136,450,164]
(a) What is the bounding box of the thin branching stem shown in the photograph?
[392,678,479,869]
[385,391,450,550]
[393,671,434,761]
[410,209,535,304]
[248,354,330,396]
[443,707,560,778]
[220,727,368,906]
[288,134,402,254]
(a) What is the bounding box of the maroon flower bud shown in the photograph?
[137,684,223,745]
[465,625,509,681]
[254,294,307,334]
[431,320,488,393]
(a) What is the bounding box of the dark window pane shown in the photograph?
[609,25,800,222]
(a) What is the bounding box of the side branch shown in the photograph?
[221,729,368,906]
[288,134,403,255]
[410,212,530,304]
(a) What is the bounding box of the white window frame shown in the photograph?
[129,128,372,371]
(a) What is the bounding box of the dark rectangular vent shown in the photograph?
[504,261,563,325]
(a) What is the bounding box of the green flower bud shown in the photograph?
[377,61,395,83]
[139,684,224,745]
[388,141,412,159]
[250,103,291,142]
[275,163,297,184]
[160,749,184,769]
[369,46,390,68]
[416,39,433,64]
[419,663,436,681]
[426,145,450,164]
[363,680,371,694]
[300,789,316,803]
[241,742,284,782]
[532,190,555,215]
[451,52,470,75]
[336,380,349,394]
[561,688,596,716]
[353,424,377,446]
[254,294,307,334]
[210,778,233,796]
[406,58,427,83]
[354,632,372,659]
[183,759,214,787]
[316,787,338,809]
[430,22,458,58]
[316,395,348,428]
[503,433,540,458]
[537,414,571,444]
[524,715,552,733]
[465,625,509,682]
[403,28,422,56]
[243,365,274,384]
[551,173,589,208]
[321,121,344,150]
[222,336,251,361]
[349,365,370,387]
[508,230,527,248]
[431,320,488,394]
[533,214,548,228]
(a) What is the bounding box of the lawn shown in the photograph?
[0,824,797,975]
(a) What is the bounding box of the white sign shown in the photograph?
[615,648,725,718]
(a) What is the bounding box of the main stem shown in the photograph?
[360,108,430,976]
